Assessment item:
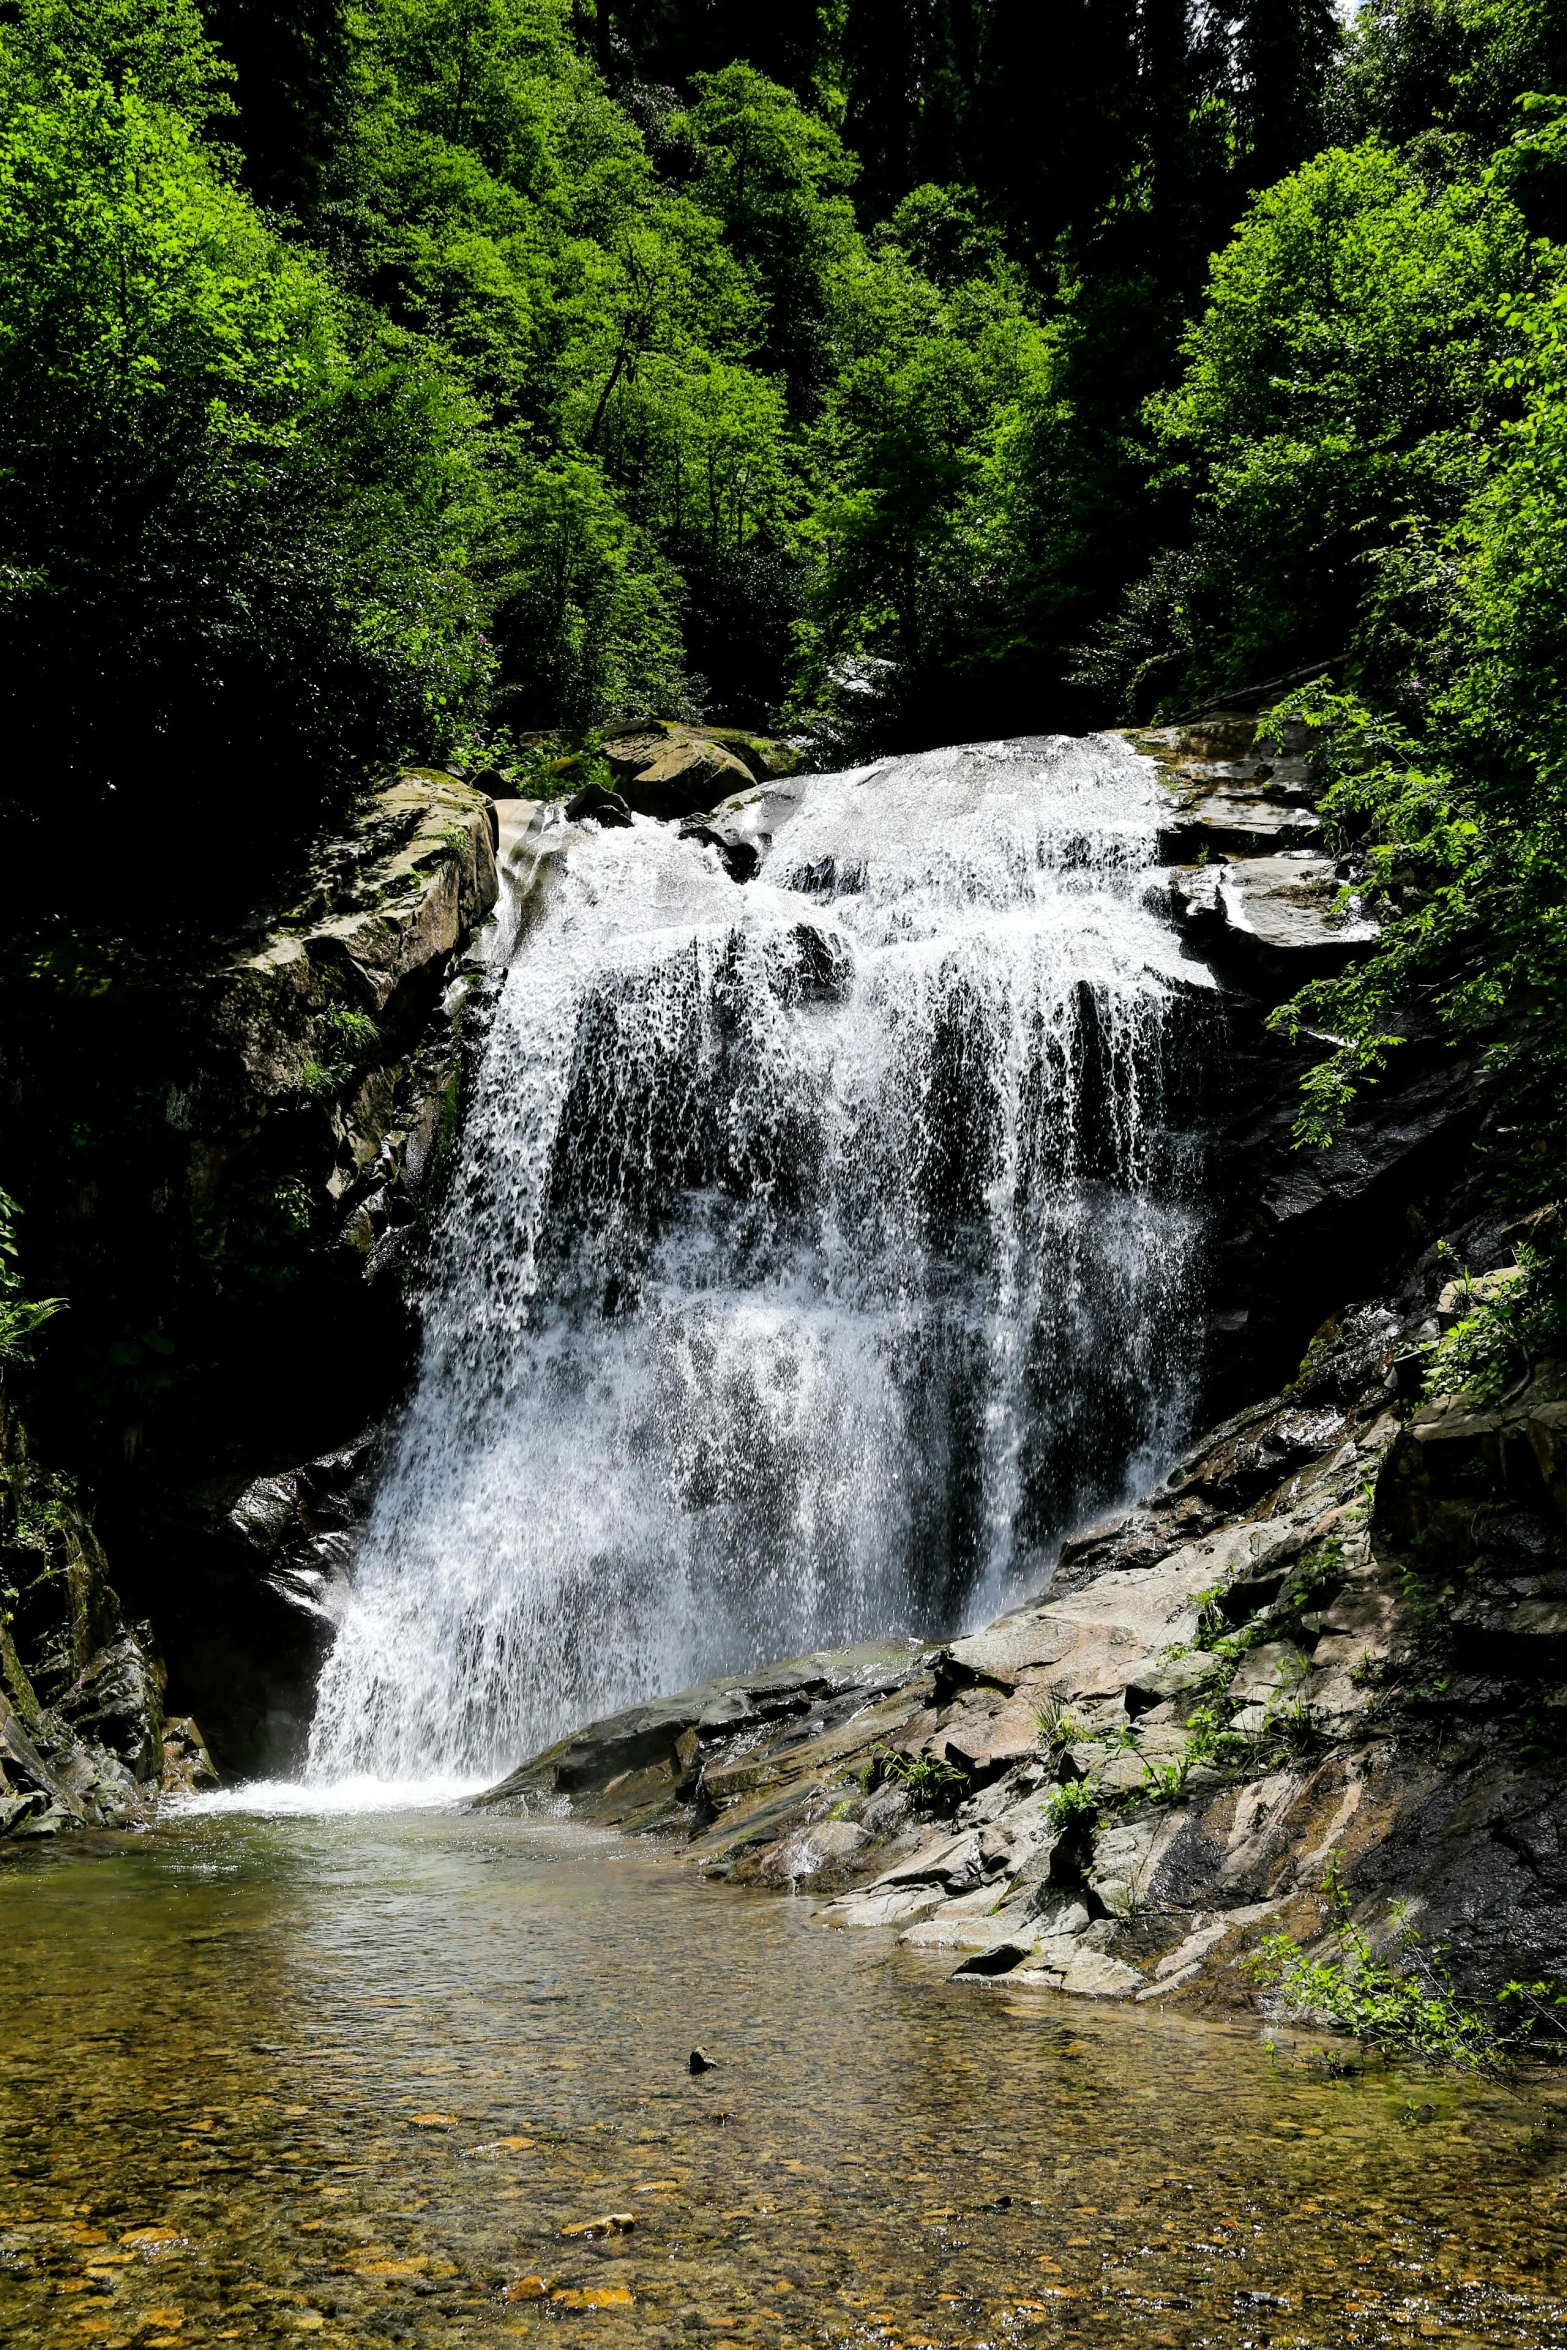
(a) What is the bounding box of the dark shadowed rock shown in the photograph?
[565,784,633,827]
[1376,1367,1565,1562]
[56,1630,166,1779]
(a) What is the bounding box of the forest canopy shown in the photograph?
[1,0,1566,1172]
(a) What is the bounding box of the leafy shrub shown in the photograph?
[1423,1246,1565,1402]
[1252,1859,1503,2072]
[1045,1775,1100,1834]
[0,1187,65,1369]
[1139,1752,1192,1804]
[1034,1697,1088,1750]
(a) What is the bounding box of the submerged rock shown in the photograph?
[565,784,633,826]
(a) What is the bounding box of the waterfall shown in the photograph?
[307,734,1215,1782]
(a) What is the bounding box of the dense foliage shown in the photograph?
[0,0,1565,1177]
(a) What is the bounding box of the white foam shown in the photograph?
[307,734,1214,1784]
[168,1774,489,1818]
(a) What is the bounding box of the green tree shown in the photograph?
[794,219,1056,743]
[607,0,832,98]
[489,451,688,721]
[673,63,860,411]
[0,1188,65,1372]
[965,0,1140,268]
[842,0,920,220]
[0,66,489,925]
[0,0,232,120]
[1080,139,1534,716]
[1231,0,1341,186]
[1330,0,1567,152]
[1272,176,1567,1178]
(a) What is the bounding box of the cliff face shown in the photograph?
[1126,711,1489,1413]
[137,770,501,1772]
[0,771,500,1793]
[0,710,1524,1841]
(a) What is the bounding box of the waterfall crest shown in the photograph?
[307,735,1214,1781]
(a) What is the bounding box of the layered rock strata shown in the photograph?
[143,770,503,1769]
[475,1212,1567,2014]
[203,768,499,1287]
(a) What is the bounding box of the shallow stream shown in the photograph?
[5,1807,1567,2350]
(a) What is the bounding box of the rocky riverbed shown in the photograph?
[9,1803,1567,2350]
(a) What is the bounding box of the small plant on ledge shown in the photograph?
[860,1746,969,1816]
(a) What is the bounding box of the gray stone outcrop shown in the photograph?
[473,1223,1567,2019]
[1130,711,1380,988]
[203,768,498,1281]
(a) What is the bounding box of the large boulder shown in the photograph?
[472,1644,929,1833]
[1531,1402,1567,1520]
[1169,851,1378,981]
[209,770,498,1089]
[618,739,754,820]
[600,723,801,822]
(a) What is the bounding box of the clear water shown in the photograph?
[4,1809,1567,2350]
[309,738,1214,1781]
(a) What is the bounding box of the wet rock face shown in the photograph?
[473,1645,932,1866]
[1130,712,1377,987]
[534,714,1481,1429]
[0,770,507,1789]
[0,1394,185,1840]
[130,772,502,1775]
[475,1230,1567,2019]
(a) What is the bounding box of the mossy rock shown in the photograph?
[602,721,804,795]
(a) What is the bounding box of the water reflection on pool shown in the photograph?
[3,1808,1566,2349]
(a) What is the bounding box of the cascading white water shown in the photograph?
[307,734,1216,1782]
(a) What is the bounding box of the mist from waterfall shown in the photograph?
[307,735,1215,1781]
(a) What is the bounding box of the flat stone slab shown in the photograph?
[1219,853,1378,962]
[472,1640,928,1810]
